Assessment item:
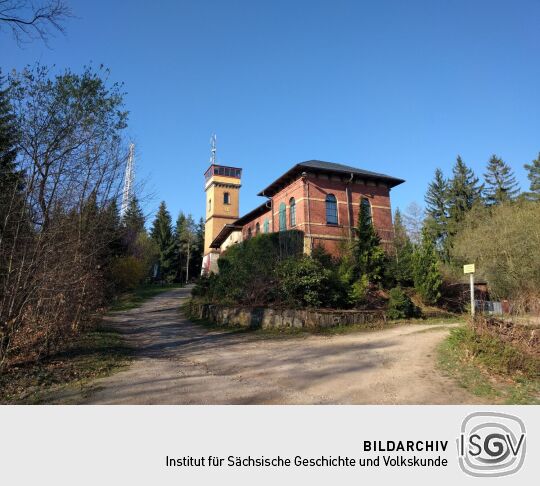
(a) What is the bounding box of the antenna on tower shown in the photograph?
[210,133,217,165]
[120,143,135,219]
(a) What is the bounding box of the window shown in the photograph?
[279,202,286,231]
[361,197,372,223]
[325,194,338,225]
[224,192,230,205]
[208,199,212,212]
[247,227,252,239]
[255,222,260,235]
[263,218,269,233]
[289,197,296,227]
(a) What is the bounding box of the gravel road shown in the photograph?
[71,287,478,404]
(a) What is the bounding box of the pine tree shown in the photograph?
[483,155,520,204]
[123,196,145,234]
[391,208,414,286]
[0,70,22,240]
[122,196,145,254]
[180,214,197,283]
[150,201,175,280]
[192,217,205,277]
[447,156,483,232]
[352,199,385,283]
[524,153,540,201]
[424,168,448,251]
[173,211,187,282]
[102,200,124,259]
[413,227,442,305]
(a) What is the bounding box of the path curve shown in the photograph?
[74,287,479,404]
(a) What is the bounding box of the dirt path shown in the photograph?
[66,287,479,404]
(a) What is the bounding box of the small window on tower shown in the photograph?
[208,199,212,212]
[224,192,230,205]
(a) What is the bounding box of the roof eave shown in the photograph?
[258,163,405,196]
[209,224,242,249]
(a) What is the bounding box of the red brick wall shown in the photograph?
[241,206,272,239]
[238,172,395,257]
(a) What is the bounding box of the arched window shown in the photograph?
[361,197,372,223]
[208,198,212,212]
[289,197,296,227]
[263,218,269,233]
[325,194,338,225]
[255,222,260,235]
[279,202,286,231]
[223,192,230,205]
[247,227,252,239]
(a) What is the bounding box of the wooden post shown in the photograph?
[469,272,475,317]
[463,263,476,318]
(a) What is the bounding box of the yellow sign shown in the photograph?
[463,264,475,274]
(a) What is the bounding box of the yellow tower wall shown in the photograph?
[204,169,241,256]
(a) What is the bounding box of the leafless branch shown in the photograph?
[0,0,72,46]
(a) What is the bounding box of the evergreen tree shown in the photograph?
[424,168,448,252]
[0,70,22,239]
[412,227,442,305]
[103,200,124,259]
[483,155,520,205]
[191,217,205,277]
[352,199,385,284]
[447,156,483,234]
[173,211,187,282]
[524,153,540,201]
[150,201,175,280]
[121,196,145,254]
[122,196,145,234]
[391,208,414,286]
[173,212,204,282]
[180,214,197,283]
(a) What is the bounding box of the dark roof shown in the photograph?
[258,160,405,197]
[209,224,242,249]
[209,202,271,249]
[233,201,271,227]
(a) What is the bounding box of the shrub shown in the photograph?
[348,274,370,306]
[387,287,419,319]
[110,256,147,291]
[276,257,332,308]
[452,200,540,302]
[448,325,539,378]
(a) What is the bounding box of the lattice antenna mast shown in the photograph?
[210,133,217,165]
[120,143,135,219]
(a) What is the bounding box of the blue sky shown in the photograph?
[3,0,539,223]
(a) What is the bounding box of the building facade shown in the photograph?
[203,160,404,273]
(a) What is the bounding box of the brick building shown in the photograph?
[202,160,404,273]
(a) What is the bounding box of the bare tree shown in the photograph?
[402,201,425,244]
[181,215,196,284]
[0,64,128,369]
[0,0,71,45]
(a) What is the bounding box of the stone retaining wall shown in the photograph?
[188,301,386,330]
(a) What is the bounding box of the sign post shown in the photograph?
[463,264,476,317]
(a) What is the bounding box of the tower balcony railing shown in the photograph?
[204,164,242,182]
